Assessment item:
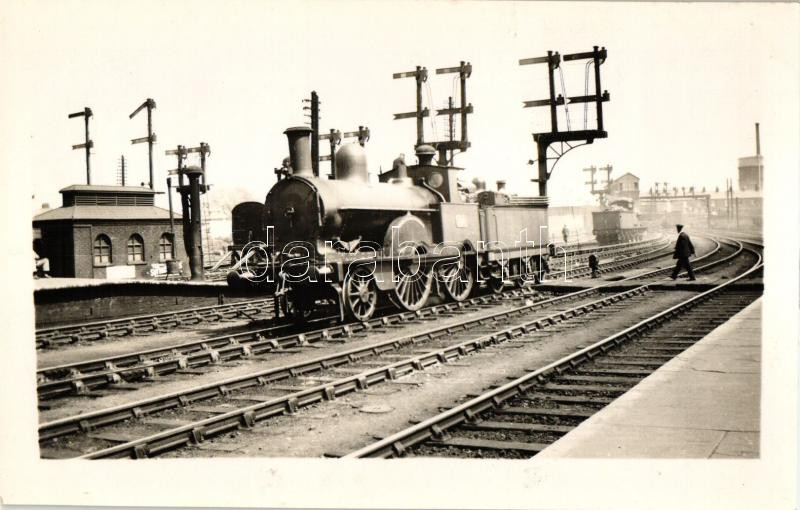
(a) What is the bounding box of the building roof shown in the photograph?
[610,172,639,184]
[33,205,181,223]
[59,184,161,194]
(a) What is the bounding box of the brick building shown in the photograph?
[607,173,640,205]
[33,185,188,278]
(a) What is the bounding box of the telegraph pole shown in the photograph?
[434,61,473,164]
[583,165,597,193]
[303,92,320,176]
[393,66,429,147]
[319,129,342,178]
[68,107,93,184]
[447,96,455,163]
[117,155,127,186]
[130,98,157,189]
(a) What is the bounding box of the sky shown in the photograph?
[0,0,797,213]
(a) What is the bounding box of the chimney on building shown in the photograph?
[755,122,761,156]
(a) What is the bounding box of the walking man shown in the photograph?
[562,225,570,244]
[671,224,696,281]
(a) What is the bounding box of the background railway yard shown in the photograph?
[33,232,763,460]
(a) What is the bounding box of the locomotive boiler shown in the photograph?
[228,126,551,322]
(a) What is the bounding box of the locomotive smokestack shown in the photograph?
[496,180,506,192]
[755,122,761,156]
[284,126,314,177]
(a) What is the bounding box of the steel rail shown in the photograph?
[38,286,603,440]
[343,242,762,458]
[36,237,717,403]
[39,235,729,447]
[36,298,274,348]
[37,287,547,397]
[35,237,664,348]
[76,285,657,458]
[37,237,678,394]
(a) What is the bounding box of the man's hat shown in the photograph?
[676,224,684,229]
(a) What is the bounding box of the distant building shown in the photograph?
[32,185,188,278]
[738,155,763,192]
[606,172,640,210]
[607,172,639,196]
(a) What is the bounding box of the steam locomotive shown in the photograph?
[227,126,551,322]
[592,209,646,244]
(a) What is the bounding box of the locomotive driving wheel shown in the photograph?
[343,266,378,322]
[391,263,434,312]
[437,259,475,302]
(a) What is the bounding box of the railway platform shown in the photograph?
[34,277,256,328]
[538,298,761,459]
[34,277,227,291]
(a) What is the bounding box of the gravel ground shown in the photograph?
[37,294,555,423]
[153,289,698,458]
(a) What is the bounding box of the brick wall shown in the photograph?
[73,224,92,278]
[81,221,189,278]
[34,283,260,326]
[35,219,189,279]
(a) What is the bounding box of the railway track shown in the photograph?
[36,298,275,349]
[34,235,690,402]
[36,236,678,398]
[35,237,665,349]
[37,235,736,458]
[343,241,762,458]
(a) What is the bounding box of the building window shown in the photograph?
[93,234,112,265]
[159,233,174,262]
[127,234,145,263]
